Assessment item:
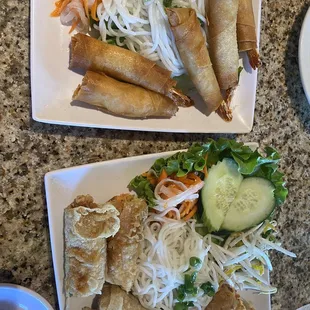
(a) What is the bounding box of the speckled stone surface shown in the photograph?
[0,0,310,309]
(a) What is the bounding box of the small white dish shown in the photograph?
[31,0,261,133]
[45,142,270,310]
[299,6,310,103]
[0,284,54,310]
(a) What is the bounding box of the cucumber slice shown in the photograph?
[221,177,275,232]
[201,158,243,231]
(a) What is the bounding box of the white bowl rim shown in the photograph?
[299,6,310,103]
[0,283,54,309]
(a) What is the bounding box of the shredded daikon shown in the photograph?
[133,218,296,310]
[96,0,206,76]
[153,178,204,211]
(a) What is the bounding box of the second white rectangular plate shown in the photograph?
[31,0,261,133]
[45,144,270,310]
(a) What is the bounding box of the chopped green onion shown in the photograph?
[174,302,194,310]
[201,282,215,297]
[163,0,172,7]
[190,257,202,268]
[176,285,186,302]
[192,286,199,296]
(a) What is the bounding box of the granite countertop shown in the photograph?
[0,0,310,309]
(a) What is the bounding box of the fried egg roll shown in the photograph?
[206,283,251,310]
[167,8,224,115]
[72,71,178,118]
[64,195,120,297]
[106,194,148,292]
[207,0,239,91]
[237,0,261,69]
[99,284,146,310]
[70,33,191,106]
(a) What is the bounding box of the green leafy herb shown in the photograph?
[128,138,288,207]
[201,282,215,297]
[174,301,194,310]
[189,257,202,268]
[128,175,155,206]
[176,285,186,302]
[163,0,173,7]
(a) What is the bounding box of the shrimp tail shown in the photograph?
[216,87,235,122]
[247,49,261,70]
[168,88,194,107]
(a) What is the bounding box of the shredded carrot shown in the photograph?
[50,0,72,17]
[142,171,157,186]
[166,211,176,219]
[183,205,198,221]
[83,0,90,19]
[180,199,198,218]
[69,17,80,34]
[91,0,99,21]
[158,169,168,183]
[173,172,202,187]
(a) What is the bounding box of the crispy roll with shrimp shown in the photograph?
[99,284,146,310]
[72,71,178,118]
[106,194,148,292]
[167,8,224,116]
[64,195,120,297]
[70,33,191,106]
[237,0,261,69]
[206,283,254,310]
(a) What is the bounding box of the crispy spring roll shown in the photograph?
[70,33,191,107]
[207,0,239,92]
[206,283,253,310]
[99,284,146,310]
[106,194,148,292]
[237,0,261,69]
[166,8,224,116]
[64,195,120,297]
[73,71,178,118]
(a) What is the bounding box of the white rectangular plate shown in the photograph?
[45,144,270,310]
[31,0,261,133]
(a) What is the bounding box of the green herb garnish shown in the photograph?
[201,282,215,297]
[128,138,288,208]
[128,175,155,206]
[189,257,202,268]
[163,0,173,7]
[174,301,194,310]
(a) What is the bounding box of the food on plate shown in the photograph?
[61,139,294,309]
[221,177,275,231]
[207,0,239,120]
[52,1,207,77]
[64,195,120,297]
[206,283,253,310]
[106,194,148,292]
[237,0,261,69]
[99,284,146,310]
[167,8,224,117]
[52,1,261,123]
[50,0,93,33]
[72,71,178,118]
[70,33,192,107]
[201,158,243,231]
[129,138,296,309]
